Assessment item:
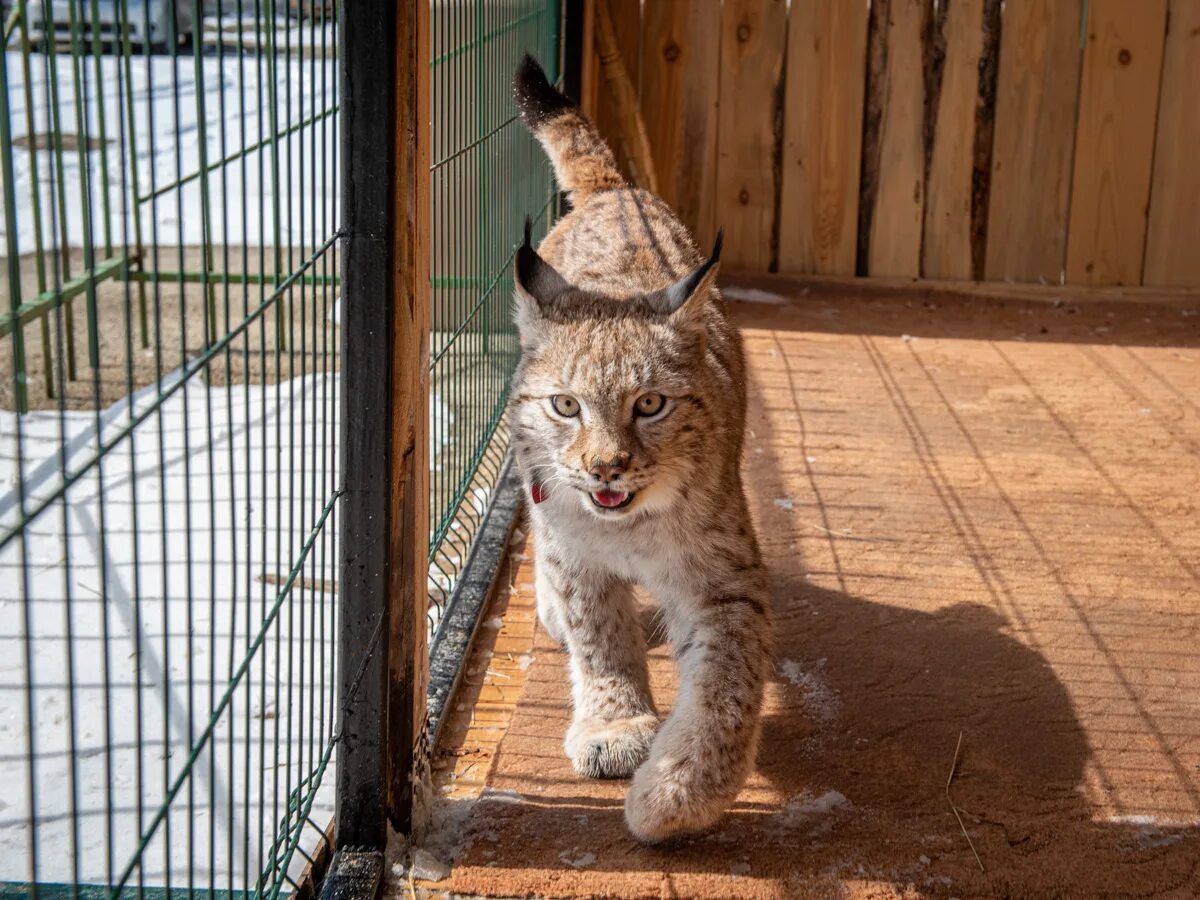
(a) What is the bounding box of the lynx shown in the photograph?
[507,55,772,843]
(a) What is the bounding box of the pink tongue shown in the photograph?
[593,489,628,508]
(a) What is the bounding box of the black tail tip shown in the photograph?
[514,52,572,128]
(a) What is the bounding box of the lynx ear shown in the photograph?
[515,218,570,307]
[513,217,571,346]
[645,229,723,318]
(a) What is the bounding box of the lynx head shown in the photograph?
[508,221,723,520]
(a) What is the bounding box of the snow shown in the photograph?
[558,849,595,869]
[0,370,341,885]
[722,286,790,306]
[778,658,840,724]
[1,48,338,254]
[0,353,459,886]
[777,789,851,832]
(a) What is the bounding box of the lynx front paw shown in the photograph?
[565,714,657,779]
[624,759,725,844]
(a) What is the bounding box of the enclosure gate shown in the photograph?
[0,0,562,894]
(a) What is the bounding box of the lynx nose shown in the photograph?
[589,455,630,482]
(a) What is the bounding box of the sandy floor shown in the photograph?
[418,283,1200,898]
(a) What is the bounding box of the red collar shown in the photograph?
[531,481,548,504]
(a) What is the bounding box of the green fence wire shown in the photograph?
[1,0,560,893]
[1,0,341,894]
[427,0,559,630]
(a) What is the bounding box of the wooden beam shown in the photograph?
[387,0,431,837]
[594,0,657,191]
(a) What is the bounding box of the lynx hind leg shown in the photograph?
[625,597,771,842]
[541,559,659,778]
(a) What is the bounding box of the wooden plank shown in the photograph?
[777,0,870,275]
[985,0,1085,283]
[388,0,431,835]
[641,0,721,240]
[923,0,987,280]
[591,0,644,184]
[1143,0,1200,287]
[594,0,657,190]
[716,0,787,271]
[862,0,930,278]
[1065,0,1168,285]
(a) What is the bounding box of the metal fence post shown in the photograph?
[337,0,431,865]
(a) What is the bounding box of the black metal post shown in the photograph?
[336,0,398,854]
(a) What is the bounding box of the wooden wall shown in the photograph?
[583,0,1200,288]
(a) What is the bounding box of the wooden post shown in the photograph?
[387,0,432,838]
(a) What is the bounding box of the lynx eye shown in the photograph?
[634,393,666,417]
[550,394,580,418]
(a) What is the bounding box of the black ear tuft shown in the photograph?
[514,53,573,129]
[514,218,570,309]
[645,228,725,315]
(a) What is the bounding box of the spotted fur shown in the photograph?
[508,56,773,844]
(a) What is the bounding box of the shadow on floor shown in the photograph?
[448,295,1200,898]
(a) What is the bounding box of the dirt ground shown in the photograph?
[416,281,1200,898]
[0,246,339,411]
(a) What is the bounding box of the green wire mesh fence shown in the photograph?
[1,0,341,894]
[426,0,560,632]
[1,0,562,894]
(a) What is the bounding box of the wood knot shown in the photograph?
[1117,48,1132,65]
[663,41,681,62]
[739,188,751,205]
[737,24,751,43]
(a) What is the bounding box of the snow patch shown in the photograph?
[1110,815,1187,849]
[0,372,340,885]
[558,849,596,869]
[778,658,840,722]
[723,286,790,306]
[479,787,524,805]
[776,789,851,834]
[1110,814,1159,826]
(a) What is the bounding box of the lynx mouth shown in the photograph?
[590,488,634,510]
